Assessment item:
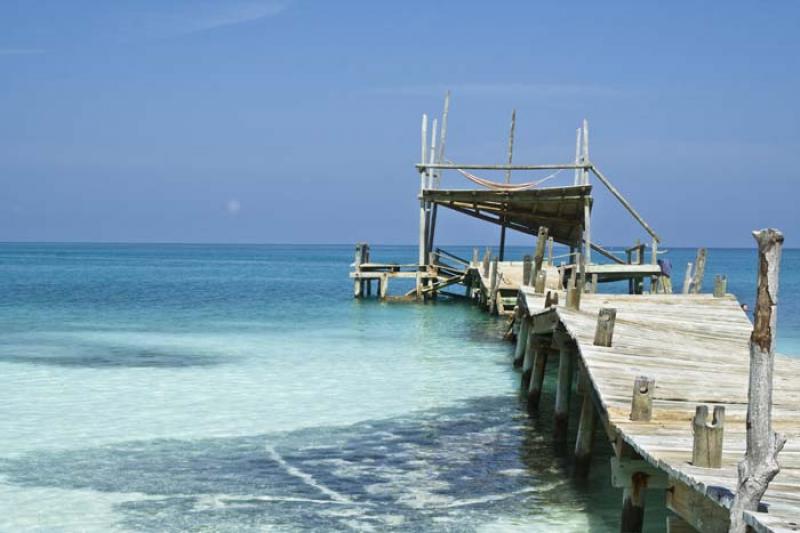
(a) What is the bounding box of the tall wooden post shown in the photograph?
[532,226,549,285]
[690,248,707,294]
[729,229,786,532]
[417,114,429,297]
[498,110,516,261]
[573,126,582,185]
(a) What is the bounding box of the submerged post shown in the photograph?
[729,228,786,532]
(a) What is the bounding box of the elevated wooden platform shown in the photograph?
[422,185,592,245]
[517,290,800,532]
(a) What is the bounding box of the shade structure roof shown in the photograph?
[422,184,591,245]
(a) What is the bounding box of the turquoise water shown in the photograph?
[0,244,796,531]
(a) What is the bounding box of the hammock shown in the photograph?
[455,168,562,191]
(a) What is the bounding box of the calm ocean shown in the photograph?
[0,243,797,532]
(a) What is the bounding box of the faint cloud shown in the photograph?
[0,48,44,56]
[368,82,623,98]
[181,1,289,34]
[226,199,242,215]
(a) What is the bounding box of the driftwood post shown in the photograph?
[531,226,549,285]
[729,229,786,532]
[690,248,707,294]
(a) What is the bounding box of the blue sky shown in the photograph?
[1,1,798,247]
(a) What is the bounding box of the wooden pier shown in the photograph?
[349,94,797,531]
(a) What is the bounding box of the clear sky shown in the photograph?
[1,1,798,247]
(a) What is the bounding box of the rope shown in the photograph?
[454,167,563,191]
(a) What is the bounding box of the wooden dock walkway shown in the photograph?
[514,289,800,532]
[350,93,797,531]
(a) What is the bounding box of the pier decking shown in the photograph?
[515,290,800,532]
[350,93,797,531]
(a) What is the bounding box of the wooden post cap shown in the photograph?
[630,376,655,421]
[692,405,725,468]
[593,308,617,347]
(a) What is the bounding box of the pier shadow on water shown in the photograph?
[0,395,648,532]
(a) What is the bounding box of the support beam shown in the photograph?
[589,165,661,243]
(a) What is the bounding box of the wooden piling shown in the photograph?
[472,247,479,266]
[482,248,490,277]
[547,237,554,266]
[692,405,725,468]
[379,273,389,299]
[489,256,499,312]
[729,228,787,532]
[514,316,530,368]
[621,472,648,533]
[553,336,575,443]
[575,374,597,477]
[520,333,538,392]
[690,248,707,294]
[566,259,582,310]
[630,376,654,422]
[713,274,727,297]
[527,338,550,410]
[682,262,693,295]
[593,308,617,347]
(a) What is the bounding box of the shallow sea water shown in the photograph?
[0,244,796,531]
